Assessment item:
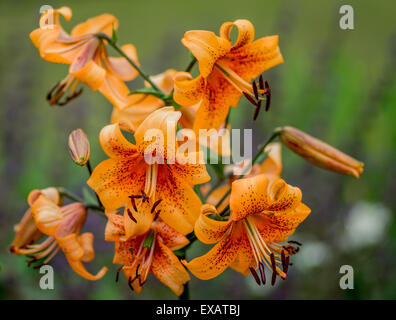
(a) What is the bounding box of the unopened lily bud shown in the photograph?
[278,126,364,178]
[68,129,90,166]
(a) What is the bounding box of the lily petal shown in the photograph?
[254,203,311,243]
[229,233,255,276]
[173,152,210,185]
[107,44,139,81]
[87,157,146,211]
[71,14,118,38]
[123,200,154,238]
[222,35,284,80]
[260,142,282,178]
[69,38,106,90]
[173,72,205,107]
[194,204,231,244]
[99,122,138,158]
[230,174,270,221]
[153,222,189,251]
[156,168,202,235]
[105,212,124,241]
[182,30,231,78]
[183,233,239,280]
[151,240,190,296]
[220,19,255,49]
[193,68,240,132]
[31,195,63,236]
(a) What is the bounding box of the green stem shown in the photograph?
[96,33,163,94]
[215,130,281,209]
[86,160,104,208]
[179,251,190,300]
[185,57,197,73]
[58,187,83,202]
[58,187,105,216]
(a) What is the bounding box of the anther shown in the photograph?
[281,250,289,274]
[249,267,261,285]
[259,262,266,285]
[259,75,264,90]
[151,199,162,214]
[26,257,37,267]
[253,101,262,121]
[243,92,258,107]
[153,210,161,221]
[130,197,138,212]
[288,240,302,246]
[270,253,277,286]
[252,81,259,100]
[264,81,271,112]
[115,266,123,282]
[127,208,137,223]
[127,277,135,291]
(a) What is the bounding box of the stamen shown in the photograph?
[252,81,259,100]
[115,266,123,282]
[281,250,288,273]
[130,197,138,212]
[46,75,83,106]
[243,92,258,107]
[259,262,266,285]
[127,209,137,223]
[127,277,135,291]
[153,210,161,221]
[270,253,277,286]
[253,101,262,121]
[151,199,162,214]
[259,75,264,90]
[265,81,271,112]
[288,240,302,246]
[249,267,261,285]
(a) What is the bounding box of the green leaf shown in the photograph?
[111,23,118,44]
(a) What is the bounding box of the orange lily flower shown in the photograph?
[87,107,210,238]
[10,187,60,255]
[10,188,107,280]
[184,172,310,285]
[111,69,197,132]
[30,6,139,108]
[105,211,190,295]
[173,19,284,132]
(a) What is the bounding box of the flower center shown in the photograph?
[215,60,271,120]
[122,231,157,289]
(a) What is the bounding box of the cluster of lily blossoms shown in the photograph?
[10,6,364,297]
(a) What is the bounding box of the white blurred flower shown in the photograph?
[340,201,391,250]
[294,241,331,271]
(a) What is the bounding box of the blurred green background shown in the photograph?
[0,0,395,299]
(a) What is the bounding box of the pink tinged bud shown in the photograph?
[278,126,364,178]
[68,129,91,166]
